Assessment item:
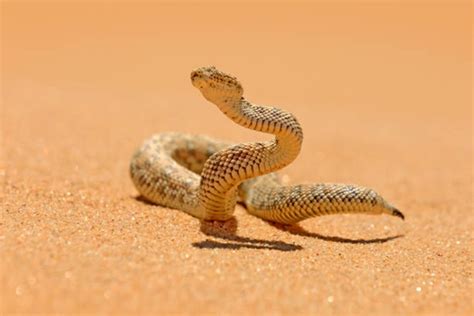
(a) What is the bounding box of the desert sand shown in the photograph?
[1,2,472,315]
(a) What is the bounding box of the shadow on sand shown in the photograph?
[133,195,302,251]
[266,221,404,244]
[134,195,402,250]
[193,217,303,252]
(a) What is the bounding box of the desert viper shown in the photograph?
[130,66,404,224]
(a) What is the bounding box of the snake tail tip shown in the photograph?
[392,208,405,220]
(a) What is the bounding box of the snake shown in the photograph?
[130,66,404,224]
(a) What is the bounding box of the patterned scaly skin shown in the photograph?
[130,66,404,224]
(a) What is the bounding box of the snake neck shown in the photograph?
[198,96,304,220]
[212,95,303,165]
[241,98,303,166]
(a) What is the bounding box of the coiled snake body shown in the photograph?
[130,66,404,224]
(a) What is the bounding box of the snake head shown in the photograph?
[191,66,243,103]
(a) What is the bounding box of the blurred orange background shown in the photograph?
[4,2,471,114]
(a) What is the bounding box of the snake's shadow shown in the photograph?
[133,195,302,251]
[266,221,404,244]
[193,217,303,251]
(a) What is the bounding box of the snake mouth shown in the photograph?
[191,68,212,89]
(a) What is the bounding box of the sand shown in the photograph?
[1,2,472,315]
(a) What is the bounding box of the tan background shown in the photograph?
[1,2,472,315]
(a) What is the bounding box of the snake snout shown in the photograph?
[191,71,206,89]
[191,71,200,81]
